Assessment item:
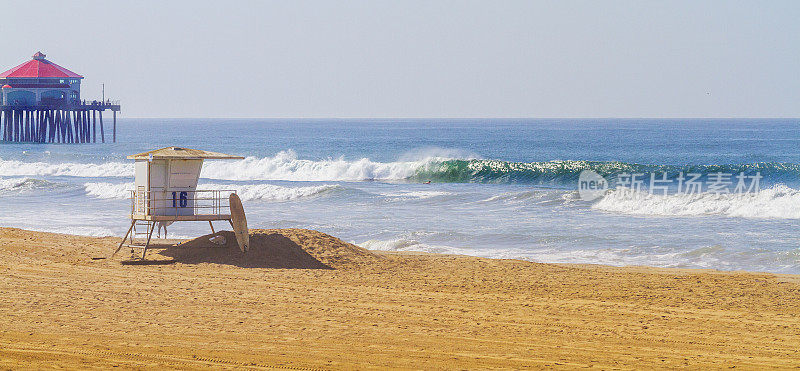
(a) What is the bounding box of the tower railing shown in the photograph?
[129,189,237,219]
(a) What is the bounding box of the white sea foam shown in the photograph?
[0,158,132,177]
[593,185,800,219]
[82,181,340,202]
[481,191,541,203]
[199,150,438,181]
[84,182,132,199]
[358,238,549,261]
[18,225,189,238]
[356,238,745,270]
[0,177,36,192]
[0,177,63,194]
[203,183,342,201]
[377,190,453,200]
[17,225,119,237]
[357,238,458,254]
[0,150,447,182]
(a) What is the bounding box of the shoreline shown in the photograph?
[2,226,800,368]
[7,224,797,277]
[380,249,800,278]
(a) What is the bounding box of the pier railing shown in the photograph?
[0,99,121,111]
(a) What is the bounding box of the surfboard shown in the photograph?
[229,193,249,252]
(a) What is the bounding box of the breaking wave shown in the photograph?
[199,150,439,181]
[0,151,441,182]
[593,184,800,219]
[0,177,66,194]
[4,153,799,185]
[83,181,342,202]
[412,159,800,184]
[83,182,132,199]
[0,158,132,178]
[357,239,459,254]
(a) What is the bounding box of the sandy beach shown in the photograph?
[1,227,799,369]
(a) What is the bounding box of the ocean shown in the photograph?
[2,118,800,273]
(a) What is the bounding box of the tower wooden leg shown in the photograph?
[113,221,136,257]
[141,222,156,259]
[209,221,216,234]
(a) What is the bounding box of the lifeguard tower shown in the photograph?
[113,147,246,261]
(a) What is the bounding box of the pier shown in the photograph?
[1,101,120,143]
[0,52,121,143]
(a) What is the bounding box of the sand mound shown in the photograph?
[161,228,379,269]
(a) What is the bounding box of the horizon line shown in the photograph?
[117,116,800,120]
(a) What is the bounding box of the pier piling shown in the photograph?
[0,103,119,144]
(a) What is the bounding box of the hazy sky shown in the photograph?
[1,1,797,118]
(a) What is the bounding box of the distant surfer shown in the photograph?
[423,181,431,184]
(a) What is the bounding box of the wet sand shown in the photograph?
[1,227,799,369]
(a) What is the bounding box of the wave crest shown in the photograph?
[5,153,800,185]
[0,177,64,194]
[200,150,437,181]
[0,158,131,178]
[413,159,800,184]
[84,182,132,199]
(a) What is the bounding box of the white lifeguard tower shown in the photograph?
[113,146,245,261]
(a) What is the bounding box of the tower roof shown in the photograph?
[0,52,83,79]
[127,147,245,160]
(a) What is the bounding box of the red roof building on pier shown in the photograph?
[0,52,83,79]
[0,52,84,107]
[0,51,121,144]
